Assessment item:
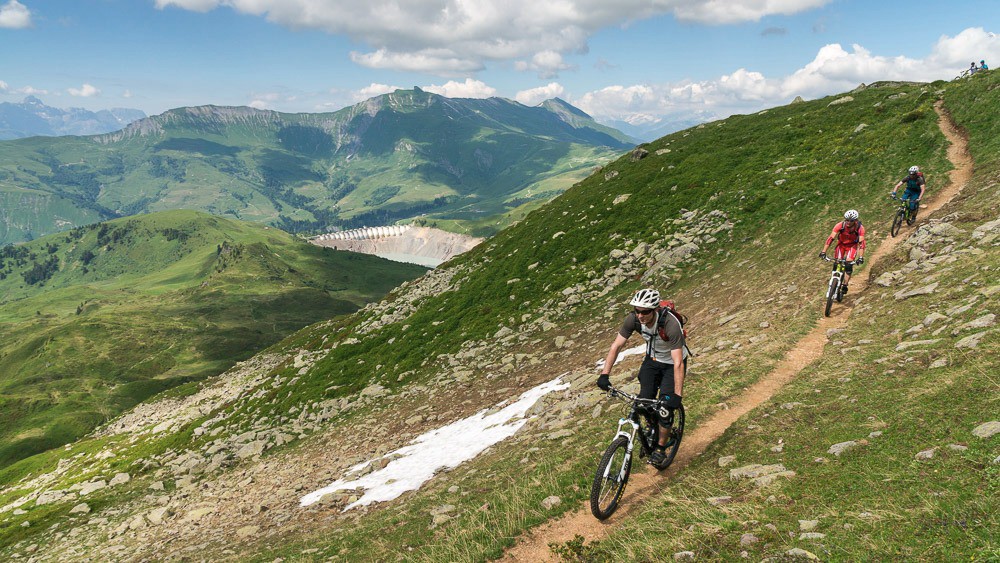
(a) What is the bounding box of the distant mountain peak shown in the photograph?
[0,96,146,140]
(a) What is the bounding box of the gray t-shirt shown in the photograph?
[618,310,687,364]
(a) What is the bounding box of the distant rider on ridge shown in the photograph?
[596,288,687,467]
[819,210,866,295]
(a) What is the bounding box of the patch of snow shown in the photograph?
[300,376,570,510]
[594,344,646,370]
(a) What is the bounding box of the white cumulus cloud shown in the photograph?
[17,85,49,96]
[514,51,577,79]
[353,82,403,102]
[153,0,833,74]
[0,0,31,29]
[350,49,483,74]
[575,27,1000,128]
[516,82,566,106]
[423,78,496,98]
[68,83,101,97]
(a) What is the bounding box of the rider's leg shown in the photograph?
[636,359,661,402]
[905,189,920,216]
[638,361,669,463]
[835,246,851,290]
[656,359,686,447]
[655,368,679,448]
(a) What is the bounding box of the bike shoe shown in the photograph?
[649,447,666,467]
[841,284,849,295]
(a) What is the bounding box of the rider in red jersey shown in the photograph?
[818,209,866,294]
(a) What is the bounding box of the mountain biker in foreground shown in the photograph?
[596,288,687,467]
[892,165,926,220]
[819,210,866,294]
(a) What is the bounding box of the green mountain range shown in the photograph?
[0,74,996,560]
[0,90,634,245]
[0,209,425,466]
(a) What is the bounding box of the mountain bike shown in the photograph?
[590,385,685,520]
[822,256,857,316]
[889,194,918,237]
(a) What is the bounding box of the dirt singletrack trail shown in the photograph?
[502,100,973,562]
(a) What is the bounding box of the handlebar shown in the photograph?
[607,386,658,404]
[823,257,857,265]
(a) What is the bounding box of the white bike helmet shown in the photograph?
[908,165,919,173]
[844,209,859,221]
[629,288,660,309]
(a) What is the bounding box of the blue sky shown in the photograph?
[1,0,998,130]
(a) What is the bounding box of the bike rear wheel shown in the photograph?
[824,277,838,317]
[890,209,904,237]
[590,435,632,520]
[655,405,685,469]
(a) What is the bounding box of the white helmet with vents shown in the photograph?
[844,209,859,221]
[629,288,660,309]
[908,165,919,173]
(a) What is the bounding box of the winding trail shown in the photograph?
[503,100,973,561]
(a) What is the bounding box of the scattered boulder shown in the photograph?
[79,480,107,496]
[729,464,795,486]
[972,421,1000,439]
[786,547,820,559]
[895,283,939,300]
[955,332,988,349]
[541,496,561,510]
[828,441,858,456]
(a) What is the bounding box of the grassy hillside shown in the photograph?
[0,74,996,560]
[0,209,426,466]
[0,91,632,245]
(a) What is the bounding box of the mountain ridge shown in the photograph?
[0,90,635,244]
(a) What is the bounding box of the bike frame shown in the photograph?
[824,257,854,275]
[828,262,846,287]
[894,195,915,218]
[606,388,661,458]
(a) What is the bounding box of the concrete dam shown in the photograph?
[311,226,483,267]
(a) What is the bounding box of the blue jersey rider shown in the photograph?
[892,165,926,219]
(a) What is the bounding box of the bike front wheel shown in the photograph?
[891,209,904,237]
[590,435,632,520]
[825,278,838,317]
